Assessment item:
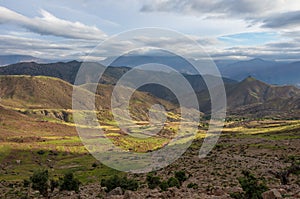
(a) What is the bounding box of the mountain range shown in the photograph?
[0,55,52,66]
[101,55,300,86]
[0,55,299,86]
[0,75,179,122]
[108,55,300,87]
[0,60,299,119]
[219,58,300,86]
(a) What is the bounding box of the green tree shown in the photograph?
[167,177,180,188]
[174,170,187,185]
[101,175,138,192]
[59,172,80,193]
[159,180,169,191]
[238,170,268,199]
[146,173,161,189]
[30,169,49,197]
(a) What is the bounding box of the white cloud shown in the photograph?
[0,6,107,40]
[0,1,299,62]
[0,34,100,60]
[140,0,300,27]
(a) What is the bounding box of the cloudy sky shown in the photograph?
[0,0,299,61]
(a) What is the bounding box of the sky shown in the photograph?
[0,0,299,61]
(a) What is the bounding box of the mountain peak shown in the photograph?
[250,58,265,62]
[242,76,257,82]
[67,60,80,64]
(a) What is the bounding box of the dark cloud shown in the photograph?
[141,0,300,31]
[141,0,282,17]
[262,11,300,28]
[265,42,299,49]
[211,43,300,61]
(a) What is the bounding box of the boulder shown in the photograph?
[124,190,140,199]
[262,189,283,199]
[107,187,123,196]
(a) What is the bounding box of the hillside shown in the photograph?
[1,74,298,119]
[0,75,74,109]
[0,61,84,84]
[226,77,300,108]
[0,61,237,87]
[194,77,300,117]
[0,75,180,121]
[0,61,238,106]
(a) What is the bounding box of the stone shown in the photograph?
[262,189,283,199]
[278,188,287,195]
[124,190,140,199]
[108,187,123,196]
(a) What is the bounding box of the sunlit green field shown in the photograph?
[1,108,300,184]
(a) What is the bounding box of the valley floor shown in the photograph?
[0,107,300,198]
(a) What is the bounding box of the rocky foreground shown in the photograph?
[1,134,300,199]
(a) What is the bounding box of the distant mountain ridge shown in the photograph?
[0,55,53,66]
[0,60,237,91]
[0,61,83,84]
[195,76,300,118]
[219,58,300,86]
[1,54,299,86]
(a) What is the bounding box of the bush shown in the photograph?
[271,162,300,185]
[50,179,59,192]
[30,169,49,197]
[146,174,161,189]
[37,150,45,155]
[167,177,180,188]
[101,175,138,192]
[121,177,139,191]
[174,170,187,184]
[187,182,198,189]
[229,192,244,199]
[159,180,169,191]
[23,179,30,188]
[92,162,98,168]
[236,170,268,199]
[59,172,80,193]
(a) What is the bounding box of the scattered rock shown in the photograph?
[124,190,140,199]
[107,187,123,196]
[262,189,283,199]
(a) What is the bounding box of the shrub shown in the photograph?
[237,170,268,199]
[37,150,45,155]
[23,179,30,188]
[174,170,187,184]
[101,175,120,192]
[30,169,49,197]
[229,192,244,199]
[271,162,300,185]
[92,162,98,168]
[121,177,139,191]
[50,179,59,192]
[146,174,161,189]
[159,180,169,191]
[187,182,198,189]
[101,175,139,192]
[167,177,180,188]
[59,172,80,193]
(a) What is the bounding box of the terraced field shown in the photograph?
[0,105,299,198]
